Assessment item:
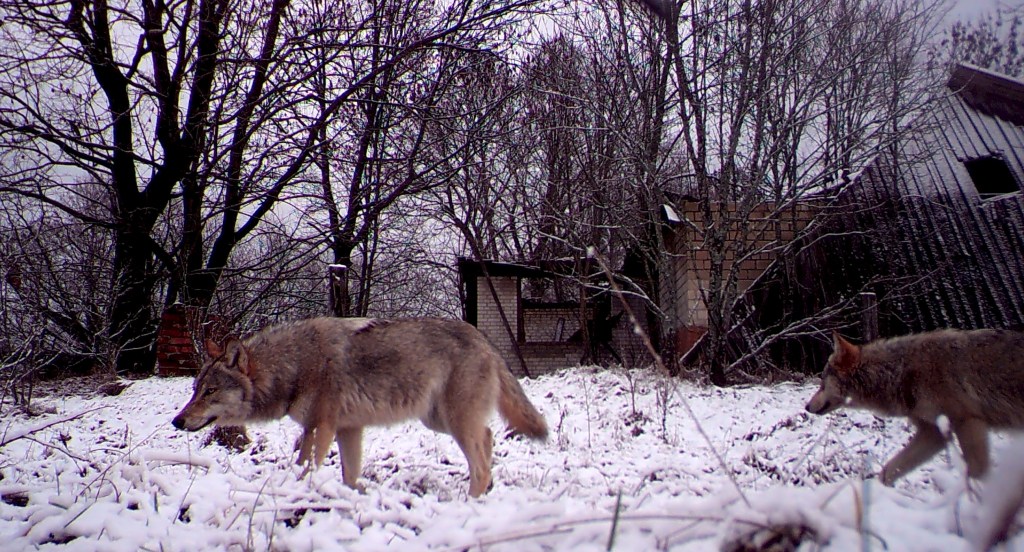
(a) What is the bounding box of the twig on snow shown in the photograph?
[0,406,107,447]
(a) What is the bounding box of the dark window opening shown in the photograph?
[518,276,582,344]
[521,276,578,304]
[964,156,1020,198]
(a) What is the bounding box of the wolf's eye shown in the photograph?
[203,387,217,397]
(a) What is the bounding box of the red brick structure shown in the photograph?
[155,304,229,376]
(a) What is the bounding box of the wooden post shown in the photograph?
[578,258,593,365]
[328,264,348,317]
[860,292,878,341]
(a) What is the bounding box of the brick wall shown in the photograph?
[663,201,818,340]
[519,342,582,374]
[156,304,228,377]
[522,307,581,343]
[472,275,583,376]
[475,276,519,367]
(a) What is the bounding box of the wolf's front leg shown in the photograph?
[295,428,316,476]
[951,417,990,480]
[881,420,946,485]
[336,427,364,490]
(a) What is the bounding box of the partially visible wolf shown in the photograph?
[171,317,548,497]
[805,329,1024,485]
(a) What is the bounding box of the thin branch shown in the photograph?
[589,247,750,508]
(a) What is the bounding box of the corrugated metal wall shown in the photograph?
[721,68,1024,375]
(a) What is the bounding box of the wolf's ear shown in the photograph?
[205,339,223,360]
[223,338,252,378]
[831,331,860,375]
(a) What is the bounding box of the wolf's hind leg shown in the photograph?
[452,422,493,498]
[881,421,946,485]
[952,417,990,480]
[312,422,336,468]
[336,427,364,490]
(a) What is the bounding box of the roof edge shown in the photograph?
[948,63,1024,125]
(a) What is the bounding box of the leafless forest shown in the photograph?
[0,0,1019,390]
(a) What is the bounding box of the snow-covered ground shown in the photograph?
[1,367,1020,551]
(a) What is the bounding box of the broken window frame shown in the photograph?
[963,154,1021,200]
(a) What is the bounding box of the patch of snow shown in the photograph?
[662,204,682,224]
[1,367,1020,550]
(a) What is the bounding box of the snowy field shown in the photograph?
[1,366,1021,551]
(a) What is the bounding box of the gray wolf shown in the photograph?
[805,329,1024,485]
[171,317,548,497]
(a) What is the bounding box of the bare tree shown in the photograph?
[515,33,654,269]
[293,0,539,317]
[552,0,675,357]
[0,0,545,373]
[638,0,945,383]
[428,49,532,264]
[0,0,308,373]
[0,187,113,407]
[942,3,1024,77]
[432,3,674,363]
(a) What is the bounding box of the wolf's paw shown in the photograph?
[879,468,897,487]
[345,480,367,494]
[296,460,322,481]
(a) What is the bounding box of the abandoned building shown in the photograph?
[659,199,820,362]
[461,63,1024,379]
[457,258,650,376]
[693,63,1024,376]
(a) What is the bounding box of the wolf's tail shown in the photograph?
[497,367,548,440]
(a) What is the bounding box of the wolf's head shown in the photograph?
[805,332,862,415]
[172,338,256,431]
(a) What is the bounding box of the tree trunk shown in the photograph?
[109,227,158,374]
[329,264,350,317]
[331,240,356,318]
[178,175,210,307]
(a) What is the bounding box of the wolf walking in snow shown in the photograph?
[171,317,548,497]
[805,329,1024,485]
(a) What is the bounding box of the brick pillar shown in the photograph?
[156,305,228,376]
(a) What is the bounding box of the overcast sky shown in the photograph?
[948,0,1010,22]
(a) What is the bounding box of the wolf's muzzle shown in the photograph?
[171,414,215,431]
[805,397,837,415]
